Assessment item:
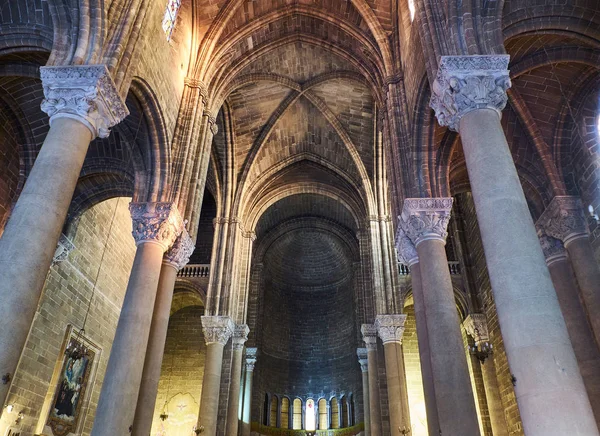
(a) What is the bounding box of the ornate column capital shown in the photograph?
[361,324,378,350]
[163,229,195,270]
[129,202,184,251]
[536,196,589,246]
[430,55,511,132]
[357,348,368,372]
[375,314,407,344]
[463,314,489,344]
[232,324,250,350]
[395,226,418,266]
[536,231,567,266]
[400,197,453,246]
[52,234,75,266]
[201,315,235,345]
[40,65,129,139]
[245,347,258,372]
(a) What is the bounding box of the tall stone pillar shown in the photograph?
[537,233,600,425]
[430,55,599,435]
[361,325,383,436]
[400,198,480,436]
[537,196,600,346]
[196,316,235,435]
[91,202,184,436]
[0,65,127,406]
[241,348,257,436]
[131,230,195,436]
[396,229,440,435]
[357,348,370,436]
[375,315,411,434]
[463,314,509,436]
[226,324,250,436]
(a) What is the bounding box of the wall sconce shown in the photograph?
[195,425,205,435]
[2,373,10,385]
[160,412,168,421]
[400,426,411,435]
[15,410,24,424]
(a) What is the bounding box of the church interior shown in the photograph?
[1,0,600,435]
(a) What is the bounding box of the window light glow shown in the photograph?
[305,399,316,431]
[162,0,181,41]
[408,0,416,21]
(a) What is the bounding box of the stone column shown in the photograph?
[463,314,509,436]
[537,196,600,346]
[361,325,383,436]
[375,314,411,434]
[430,55,598,435]
[241,348,257,436]
[396,229,440,435]
[226,324,250,436]
[537,233,600,425]
[91,202,184,436]
[357,348,370,436]
[131,230,195,436]
[0,65,127,406]
[196,316,235,435]
[400,198,480,436]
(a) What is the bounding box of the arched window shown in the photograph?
[305,398,316,431]
[293,398,303,429]
[318,398,328,429]
[280,397,290,429]
[161,0,181,40]
[263,394,269,425]
[270,395,278,427]
[330,397,340,429]
[349,394,355,425]
[341,396,349,428]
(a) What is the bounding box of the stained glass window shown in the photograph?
[162,0,181,41]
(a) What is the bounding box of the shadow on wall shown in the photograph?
[152,392,199,436]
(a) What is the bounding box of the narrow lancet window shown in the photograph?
[162,0,181,41]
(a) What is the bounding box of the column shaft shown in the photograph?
[0,118,91,405]
[480,358,509,436]
[241,369,254,436]
[361,370,371,436]
[365,346,383,436]
[198,342,225,435]
[382,342,410,433]
[460,108,598,434]
[131,263,178,436]
[226,347,244,436]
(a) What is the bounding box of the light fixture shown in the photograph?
[5,404,14,413]
[588,205,599,223]
[15,410,24,424]
[2,373,10,385]
[195,425,205,434]
[160,412,168,421]
[64,328,89,361]
[400,426,411,435]
[469,336,493,363]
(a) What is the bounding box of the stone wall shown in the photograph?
[0,197,136,436]
[0,116,20,237]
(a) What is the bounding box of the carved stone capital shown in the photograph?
[463,314,489,344]
[536,196,589,246]
[204,110,219,135]
[40,65,128,139]
[536,232,567,266]
[52,234,75,266]
[232,324,250,350]
[361,324,378,350]
[400,197,453,246]
[184,77,208,103]
[357,348,368,372]
[164,229,195,270]
[245,347,258,372]
[201,316,235,345]
[430,55,511,132]
[395,226,418,266]
[129,202,184,251]
[375,314,407,344]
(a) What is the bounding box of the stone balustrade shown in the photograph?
[398,261,461,276]
[177,263,211,278]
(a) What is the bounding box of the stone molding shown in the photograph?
[232,324,250,350]
[430,55,511,132]
[463,314,489,343]
[361,324,378,350]
[536,232,567,266]
[245,347,258,372]
[375,314,407,344]
[201,316,235,345]
[184,77,208,102]
[52,234,75,266]
[395,226,418,266]
[356,348,368,372]
[400,197,453,246]
[129,202,184,251]
[40,65,129,139]
[536,196,589,246]
[164,229,195,270]
[204,110,219,135]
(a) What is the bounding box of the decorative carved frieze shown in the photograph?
[395,226,418,266]
[129,202,184,251]
[375,314,407,344]
[356,348,368,372]
[536,232,567,266]
[40,65,128,139]
[400,197,453,246]
[430,55,511,132]
[232,324,250,350]
[52,234,75,266]
[361,324,378,350]
[463,314,489,343]
[536,196,589,246]
[245,347,258,372]
[164,229,195,270]
[201,316,235,345]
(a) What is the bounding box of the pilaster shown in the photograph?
[164,228,195,270]
[375,314,407,344]
[400,198,453,246]
[361,324,378,350]
[536,196,589,246]
[40,65,128,139]
[201,316,235,345]
[129,202,184,251]
[245,347,258,372]
[429,55,511,132]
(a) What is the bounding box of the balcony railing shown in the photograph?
[177,264,210,278]
[398,261,461,276]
